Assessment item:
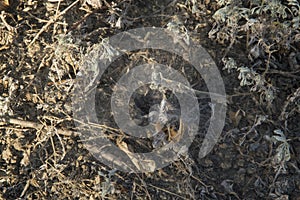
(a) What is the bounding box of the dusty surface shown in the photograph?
[0,0,300,199]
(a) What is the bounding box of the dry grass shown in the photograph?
[0,0,299,199]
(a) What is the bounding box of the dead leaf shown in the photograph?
[2,147,12,161]
[85,0,102,9]
[229,110,242,127]
[20,148,30,166]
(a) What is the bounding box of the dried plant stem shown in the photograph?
[148,184,187,199]
[0,11,15,32]
[28,0,80,47]
[0,117,77,136]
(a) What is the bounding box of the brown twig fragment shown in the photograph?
[0,117,78,136]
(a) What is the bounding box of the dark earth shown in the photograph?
[0,0,300,199]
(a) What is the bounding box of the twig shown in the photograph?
[264,68,300,79]
[148,184,187,199]
[28,0,80,47]
[279,86,300,120]
[0,11,15,32]
[0,117,78,136]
